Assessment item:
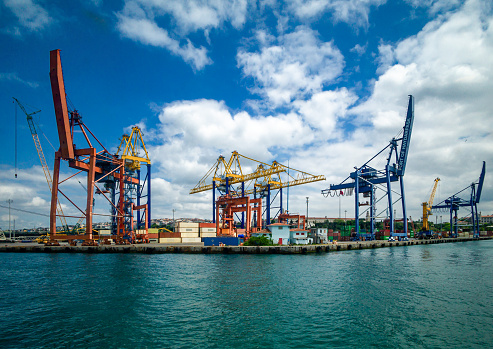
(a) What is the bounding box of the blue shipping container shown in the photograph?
[202,237,240,246]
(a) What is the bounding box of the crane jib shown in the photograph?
[397,95,414,173]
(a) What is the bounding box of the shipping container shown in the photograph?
[177,222,199,228]
[199,223,215,228]
[148,233,159,239]
[181,237,202,243]
[99,229,111,235]
[200,227,217,233]
[177,228,200,233]
[200,232,217,238]
[202,237,240,246]
[159,238,181,244]
[148,228,159,234]
[180,232,200,238]
[159,232,181,238]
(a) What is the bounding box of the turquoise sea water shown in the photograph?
[1,240,492,348]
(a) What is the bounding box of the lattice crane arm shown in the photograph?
[428,177,440,208]
[13,97,69,232]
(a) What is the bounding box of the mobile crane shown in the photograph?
[416,177,440,239]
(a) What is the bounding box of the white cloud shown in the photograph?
[350,43,367,55]
[4,0,52,31]
[375,43,394,74]
[237,26,345,107]
[0,72,39,88]
[287,0,386,28]
[115,0,250,70]
[294,88,358,138]
[116,12,212,70]
[404,0,463,14]
[355,0,493,216]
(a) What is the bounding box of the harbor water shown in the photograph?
[1,240,492,348]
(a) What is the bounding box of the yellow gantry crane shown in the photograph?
[13,98,69,232]
[117,126,151,170]
[190,151,325,226]
[420,177,440,237]
[190,151,286,194]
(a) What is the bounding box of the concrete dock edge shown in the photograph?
[0,237,491,254]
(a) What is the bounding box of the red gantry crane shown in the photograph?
[48,49,150,246]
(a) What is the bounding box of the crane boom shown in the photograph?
[49,49,74,160]
[397,95,414,175]
[12,97,69,232]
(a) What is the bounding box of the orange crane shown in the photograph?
[48,49,148,246]
[191,151,325,230]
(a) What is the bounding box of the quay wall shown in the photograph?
[0,237,491,254]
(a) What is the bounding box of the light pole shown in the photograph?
[6,199,13,239]
[172,208,176,231]
[344,209,347,235]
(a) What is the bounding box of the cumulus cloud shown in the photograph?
[355,0,493,214]
[150,99,314,182]
[4,0,52,32]
[237,26,345,107]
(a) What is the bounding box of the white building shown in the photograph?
[310,228,329,244]
[267,223,291,245]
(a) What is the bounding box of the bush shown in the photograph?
[244,236,274,246]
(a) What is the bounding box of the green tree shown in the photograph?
[244,236,274,246]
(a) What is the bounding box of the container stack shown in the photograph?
[158,231,181,244]
[199,223,217,238]
[177,222,202,244]
[148,228,159,242]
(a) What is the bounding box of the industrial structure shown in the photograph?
[322,95,415,241]
[47,49,151,245]
[190,151,325,237]
[432,162,486,238]
[416,177,440,239]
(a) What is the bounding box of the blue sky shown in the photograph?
[1,0,492,229]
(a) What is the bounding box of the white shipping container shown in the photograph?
[180,232,200,238]
[177,228,200,233]
[200,228,217,233]
[181,237,202,243]
[200,232,217,238]
[99,229,111,235]
[177,222,199,228]
[159,238,182,244]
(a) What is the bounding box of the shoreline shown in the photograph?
[0,237,491,254]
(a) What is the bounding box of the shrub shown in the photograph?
[244,236,274,246]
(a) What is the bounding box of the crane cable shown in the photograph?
[14,100,17,178]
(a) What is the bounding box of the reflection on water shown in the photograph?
[0,241,492,348]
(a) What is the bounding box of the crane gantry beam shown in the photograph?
[190,152,286,194]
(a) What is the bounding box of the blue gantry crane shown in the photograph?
[432,161,485,238]
[322,95,415,241]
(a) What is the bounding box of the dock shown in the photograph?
[0,237,491,254]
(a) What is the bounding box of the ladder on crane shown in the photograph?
[13,97,69,232]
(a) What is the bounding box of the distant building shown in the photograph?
[290,229,311,245]
[480,214,493,224]
[310,228,328,244]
